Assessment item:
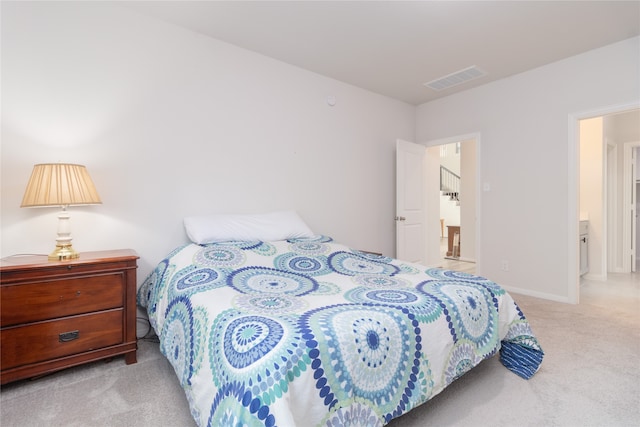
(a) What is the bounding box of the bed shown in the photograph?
[137,212,543,427]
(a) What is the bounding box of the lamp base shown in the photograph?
[48,207,80,261]
[49,244,80,261]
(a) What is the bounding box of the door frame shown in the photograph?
[423,132,482,274]
[607,142,618,273]
[623,141,640,272]
[568,101,640,304]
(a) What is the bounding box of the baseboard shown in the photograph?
[443,256,475,263]
[500,284,574,304]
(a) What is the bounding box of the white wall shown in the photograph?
[2,3,638,303]
[416,36,640,302]
[439,143,460,174]
[0,2,415,281]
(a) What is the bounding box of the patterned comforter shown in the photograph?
[138,236,543,427]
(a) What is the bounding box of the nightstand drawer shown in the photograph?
[0,273,124,327]
[1,309,124,370]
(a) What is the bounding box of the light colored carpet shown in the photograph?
[1,273,638,427]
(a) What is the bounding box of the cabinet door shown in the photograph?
[580,236,589,275]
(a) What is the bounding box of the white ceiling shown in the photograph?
[123,1,640,105]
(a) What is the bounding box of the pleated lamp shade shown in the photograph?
[21,163,102,260]
[21,163,102,208]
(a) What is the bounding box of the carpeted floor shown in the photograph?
[1,273,638,427]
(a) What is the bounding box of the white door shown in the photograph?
[395,140,440,265]
[396,139,425,263]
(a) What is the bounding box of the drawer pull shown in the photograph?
[59,330,80,342]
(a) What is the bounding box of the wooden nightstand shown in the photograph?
[0,249,139,385]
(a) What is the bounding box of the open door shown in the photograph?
[396,139,425,263]
[395,139,440,265]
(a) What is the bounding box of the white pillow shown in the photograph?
[184,210,315,244]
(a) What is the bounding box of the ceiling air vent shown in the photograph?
[424,66,486,91]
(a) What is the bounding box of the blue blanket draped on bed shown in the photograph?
[138,236,543,427]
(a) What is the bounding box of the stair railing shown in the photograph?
[440,166,460,201]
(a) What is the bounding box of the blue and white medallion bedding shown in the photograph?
[138,236,543,427]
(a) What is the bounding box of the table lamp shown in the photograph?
[20,163,102,261]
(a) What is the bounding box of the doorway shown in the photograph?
[427,135,479,273]
[577,108,640,285]
[395,134,480,273]
[438,140,477,269]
